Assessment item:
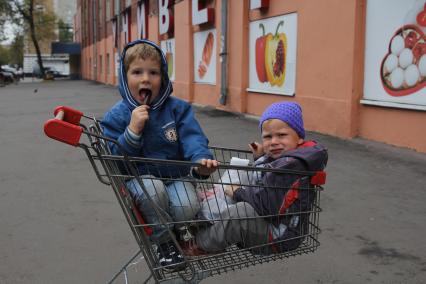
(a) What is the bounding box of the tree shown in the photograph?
[8,33,24,66]
[0,44,10,65]
[0,34,23,67]
[58,19,73,42]
[0,0,56,79]
[0,1,8,42]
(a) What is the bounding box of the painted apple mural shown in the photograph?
[255,21,287,87]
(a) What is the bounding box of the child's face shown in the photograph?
[127,57,162,105]
[261,119,304,159]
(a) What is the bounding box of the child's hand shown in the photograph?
[194,159,218,177]
[249,142,264,159]
[224,185,240,198]
[129,105,150,135]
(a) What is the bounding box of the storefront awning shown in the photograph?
[51,42,81,55]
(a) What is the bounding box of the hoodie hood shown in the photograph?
[286,141,328,171]
[118,39,173,111]
[258,141,328,172]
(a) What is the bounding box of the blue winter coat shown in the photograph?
[234,141,328,217]
[233,141,328,252]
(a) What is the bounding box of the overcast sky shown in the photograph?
[1,23,17,45]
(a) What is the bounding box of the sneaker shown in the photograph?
[157,241,187,272]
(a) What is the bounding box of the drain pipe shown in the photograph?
[219,0,228,105]
[115,0,121,78]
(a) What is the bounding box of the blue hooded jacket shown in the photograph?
[101,39,213,177]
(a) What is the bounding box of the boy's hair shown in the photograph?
[259,101,305,139]
[124,43,162,73]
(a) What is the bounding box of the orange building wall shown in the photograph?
[76,0,426,153]
[169,1,194,102]
[360,106,426,152]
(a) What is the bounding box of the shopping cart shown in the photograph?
[44,106,326,284]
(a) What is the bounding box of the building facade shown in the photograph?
[75,0,426,153]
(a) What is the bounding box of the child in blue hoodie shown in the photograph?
[101,39,217,271]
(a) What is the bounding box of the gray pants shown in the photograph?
[196,202,269,252]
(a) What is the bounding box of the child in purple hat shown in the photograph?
[186,101,328,255]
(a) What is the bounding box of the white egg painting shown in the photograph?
[399,48,414,68]
[403,0,426,35]
[390,35,405,55]
[390,67,404,88]
[404,64,420,87]
[365,0,426,107]
[384,54,399,74]
[418,54,426,76]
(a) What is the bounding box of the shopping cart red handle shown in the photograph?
[311,171,326,185]
[44,106,84,146]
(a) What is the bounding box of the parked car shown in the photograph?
[16,67,24,79]
[33,66,62,79]
[0,66,16,85]
[46,67,61,78]
[0,71,5,86]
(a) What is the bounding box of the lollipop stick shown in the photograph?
[143,93,151,105]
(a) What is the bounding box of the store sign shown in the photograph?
[112,17,118,48]
[363,0,426,109]
[159,0,174,35]
[137,1,148,39]
[194,29,216,84]
[161,39,175,81]
[192,0,214,25]
[250,0,269,10]
[121,9,131,44]
[115,52,119,77]
[248,13,297,96]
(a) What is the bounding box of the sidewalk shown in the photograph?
[0,80,425,284]
[20,76,43,83]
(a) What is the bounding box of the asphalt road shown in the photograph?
[1,80,425,284]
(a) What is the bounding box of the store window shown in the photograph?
[106,53,110,75]
[122,9,131,44]
[137,0,148,39]
[106,0,111,19]
[99,55,103,75]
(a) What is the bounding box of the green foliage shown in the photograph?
[0,44,11,65]
[0,0,9,41]
[8,34,23,66]
[1,0,49,78]
[58,19,73,42]
[34,9,57,42]
[0,34,23,66]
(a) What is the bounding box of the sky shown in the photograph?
[1,23,17,45]
[1,25,12,44]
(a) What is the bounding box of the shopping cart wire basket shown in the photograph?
[44,106,326,284]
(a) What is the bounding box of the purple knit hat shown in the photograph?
[259,101,305,138]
